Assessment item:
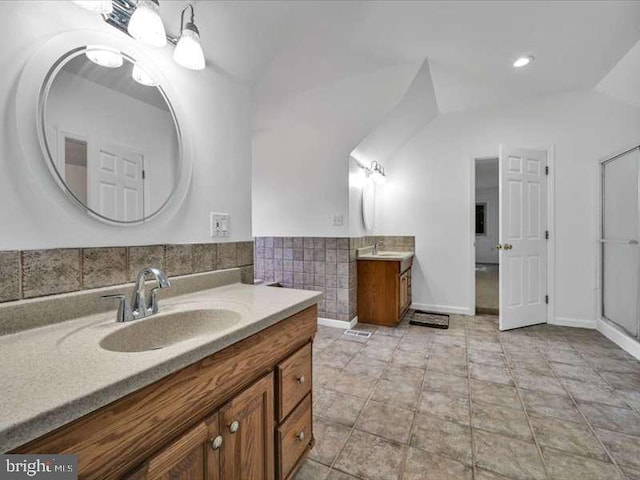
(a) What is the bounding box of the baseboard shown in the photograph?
[549,317,597,329]
[410,303,473,316]
[597,318,640,361]
[318,316,358,330]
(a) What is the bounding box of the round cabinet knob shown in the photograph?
[296,431,305,442]
[229,420,240,433]
[296,375,305,384]
[210,435,223,450]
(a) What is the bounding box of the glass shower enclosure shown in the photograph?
[601,146,640,339]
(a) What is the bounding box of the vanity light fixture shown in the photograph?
[127,0,167,48]
[173,4,205,70]
[371,161,387,185]
[85,46,124,68]
[73,0,207,70]
[73,0,113,14]
[513,55,534,68]
[132,63,158,86]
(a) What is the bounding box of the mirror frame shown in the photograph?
[16,30,192,226]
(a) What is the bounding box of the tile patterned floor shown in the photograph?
[295,314,640,480]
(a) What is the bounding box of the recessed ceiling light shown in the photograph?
[513,56,534,68]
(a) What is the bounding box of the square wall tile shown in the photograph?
[237,241,254,266]
[82,247,127,289]
[217,243,238,269]
[128,245,165,280]
[240,265,254,284]
[23,249,81,298]
[165,244,193,277]
[193,244,217,273]
[0,251,20,302]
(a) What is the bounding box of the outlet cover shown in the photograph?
[210,213,230,237]
[332,214,344,226]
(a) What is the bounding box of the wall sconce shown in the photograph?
[72,0,206,70]
[365,161,386,185]
[173,4,205,70]
[127,0,166,48]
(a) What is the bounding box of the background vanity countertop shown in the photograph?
[0,282,321,453]
[356,250,415,262]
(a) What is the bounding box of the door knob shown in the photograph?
[504,244,513,250]
[210,435,223,450]
[229,420,240,433]
[496,244,503,250]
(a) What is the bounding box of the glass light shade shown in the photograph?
[85,47,124,68]
[173,27,205,70]
[127,0,167,48]
[513,56,533,68]
[73,1,113,14]
[132,64,158,86]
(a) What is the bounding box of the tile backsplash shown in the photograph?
[0,242,254,303]
[254,235,414,322]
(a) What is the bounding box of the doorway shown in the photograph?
[471,146,552,330]
[475,158,499,315]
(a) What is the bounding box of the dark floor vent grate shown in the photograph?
[344,329,373,339]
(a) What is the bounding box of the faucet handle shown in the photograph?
[148,287,161,314]
[101,294,134,322]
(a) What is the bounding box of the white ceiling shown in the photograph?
[159,0,640,114]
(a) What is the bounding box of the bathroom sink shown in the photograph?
[100,309,241,353]
[375,252,403,257]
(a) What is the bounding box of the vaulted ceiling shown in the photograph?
[160,0,640,113]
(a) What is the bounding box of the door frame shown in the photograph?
[469,145,555,325]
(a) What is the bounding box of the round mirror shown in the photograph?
[362,178,375,231]
[38,46,181,224]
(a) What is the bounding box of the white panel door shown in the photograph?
[90,144,144,221]
[499,146,547,330]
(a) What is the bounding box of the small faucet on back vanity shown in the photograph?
[102,267,171,322]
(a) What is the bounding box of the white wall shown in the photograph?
[0,1,252,250]
[377,89,640,322]
[252,63,421,237]
[475,187,499,264]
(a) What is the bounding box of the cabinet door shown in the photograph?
[205,413,221,480]
[127,422,208,480]
[220,373,275,480]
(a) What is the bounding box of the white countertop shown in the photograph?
[0,281,321,453]
[356,249,415,261]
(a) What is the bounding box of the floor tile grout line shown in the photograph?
[399,329,434,480]
[464,316,480,480]
[497,328,553,480]
[326,325,409,479]
[532,335,629,479]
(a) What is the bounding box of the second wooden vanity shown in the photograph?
[357,254,413,327]
[12,305,318,480]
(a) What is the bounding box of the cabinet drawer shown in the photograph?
[276,394,312,480]
[276,343,312,421]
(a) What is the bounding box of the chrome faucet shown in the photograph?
[373,241,385,255]
[102,267,171,322]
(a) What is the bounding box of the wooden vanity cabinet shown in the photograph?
[13,306,317,480]
[130,373,274,480]
[357,257,413,326]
